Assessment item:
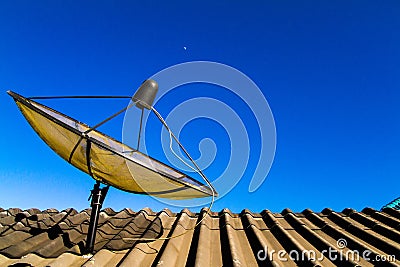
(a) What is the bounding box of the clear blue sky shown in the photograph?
[0,1,399,213]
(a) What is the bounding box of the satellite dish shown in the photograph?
[7,80,217,254]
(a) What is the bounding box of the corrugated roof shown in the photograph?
[383,197,400,210]
[1,207,399,266]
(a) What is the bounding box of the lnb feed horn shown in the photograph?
[133,79,159,110]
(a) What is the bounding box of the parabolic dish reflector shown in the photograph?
[8,91,214,199]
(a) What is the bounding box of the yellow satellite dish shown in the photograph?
[7,80,217,254]
[8,90,214,199]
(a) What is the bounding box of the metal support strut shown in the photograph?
[85,181,109,254]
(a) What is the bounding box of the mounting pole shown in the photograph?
[85,181,109,254]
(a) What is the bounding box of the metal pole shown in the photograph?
[136,108,144,151]
[85,182,109,254]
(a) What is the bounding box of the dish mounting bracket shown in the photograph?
[84,181,109,254]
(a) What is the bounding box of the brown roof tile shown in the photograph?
[1,207,400,266]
